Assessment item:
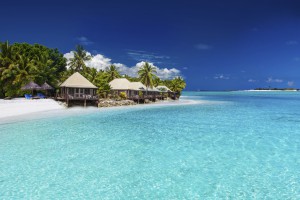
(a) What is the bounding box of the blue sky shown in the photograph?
[1,0,300,90]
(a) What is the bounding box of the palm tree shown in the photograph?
[13,55,35,86]
[69,45,91,72]
[105,64,120,82]
[169,76,186,96]
[0,41,17,97]
[0,41,16,75]
[153,76,162,87]
[84,67,98,85]
[138,62,157,94]
[32,54,57,85]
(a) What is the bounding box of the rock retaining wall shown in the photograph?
[98,99,136,107]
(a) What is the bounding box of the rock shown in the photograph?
[98,99,136,107]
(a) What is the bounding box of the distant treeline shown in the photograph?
[254,88,298,91]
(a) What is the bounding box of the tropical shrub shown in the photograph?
[119,92,127,99]
[138,91,143,98]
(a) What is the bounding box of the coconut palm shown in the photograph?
[69,45,91,72]
[105,64,120,82]
[169,76,186,95]
[153,76,162,87]
[32,54,57,85]
[138,62,157,90]
[13,55,35,86]
[0,41,18,97]
[84,67,98,85]
[0,41,16,76]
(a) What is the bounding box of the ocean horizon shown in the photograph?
[1,91,300,199]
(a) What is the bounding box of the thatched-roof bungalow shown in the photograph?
[59,72,98,106]
[156,85,176,100]
[109,78,161,102]
[109,78,131,97]
[128,82,146,100]
[109,78,146,99]
[156,85,171,92]
[145,86,161,100]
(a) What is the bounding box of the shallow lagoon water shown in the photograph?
[0,91,300,199]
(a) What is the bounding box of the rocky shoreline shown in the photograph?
[98,99,137,107]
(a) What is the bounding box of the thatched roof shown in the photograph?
[156,85,172,92]
[109,78,131,90]
[129,82,146,90]
[60,72,97,89]
[41,82,54,90]
[147,87,160,92]
[21,81,41,90]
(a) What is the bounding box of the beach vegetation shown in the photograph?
[138,90,143,98]
[0,42,186,98]
[0,41,66,97]
[69,45,91,73]
[138,62,157,89]
[105,65,121,82]
[119,92,127,99]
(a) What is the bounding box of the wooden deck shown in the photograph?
[56,94,99,107]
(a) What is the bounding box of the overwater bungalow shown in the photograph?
[59,72,98,107]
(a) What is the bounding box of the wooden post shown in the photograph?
[84,96,86,107]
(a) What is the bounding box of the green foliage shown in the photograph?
[0,41,187,99]
[119,92,127,99]
[124,74,139,82]
[105,65,120,82]
[157,87,167,92]
[0,41,67,97]
[138,62,157,89]
[138,90,143,97]
[153,76,162,87]
[68,45,91,73]
[164,76,186,95]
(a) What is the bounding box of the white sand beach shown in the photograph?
[0,98,213,124]
[0,98,65,120]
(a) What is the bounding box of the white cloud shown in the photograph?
[77,36,94,45]
[214,74,229,80]
[286,40,298,45]
[85,53,111,70]
[195,43,213,50]
[266,77,283,83]
[294,57,300,61]
[287,81,294,87]
[133,61,180,79]
[63,51,181,80]
[127,50,170,63]
[248,79,258,83]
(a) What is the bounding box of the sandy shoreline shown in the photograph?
[0,98,210,124]
[0,98,66,120]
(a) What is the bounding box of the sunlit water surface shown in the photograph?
[1,91,300,199]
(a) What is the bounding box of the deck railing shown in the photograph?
[65,94,98,100]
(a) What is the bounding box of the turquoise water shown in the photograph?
[1,91,300,199]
